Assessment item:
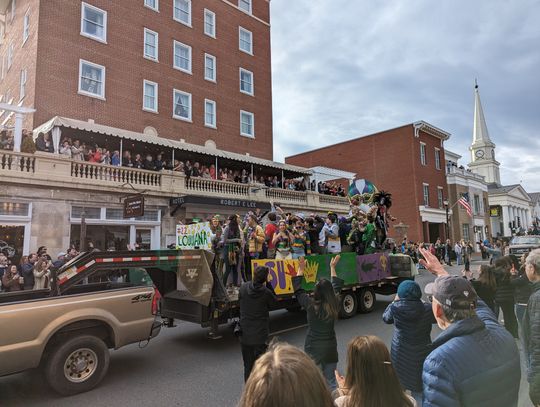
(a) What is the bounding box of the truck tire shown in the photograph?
[44,335,110,396]
[357,288,376,313]
[339,291,357,318]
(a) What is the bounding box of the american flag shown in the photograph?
[458,193,473,217]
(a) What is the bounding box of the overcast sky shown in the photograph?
[270,0,540,192]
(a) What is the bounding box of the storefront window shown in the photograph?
[71,206,101,219]
[71,225,129,251]
[0,202,29,216]
[0,225,24,263]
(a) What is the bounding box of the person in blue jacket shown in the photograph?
[419,247,521,407]
[383,280,436,404]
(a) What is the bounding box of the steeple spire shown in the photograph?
[472,81,492,144]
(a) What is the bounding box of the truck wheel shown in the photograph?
[339,291,358,318]
[358,288,376,313]
[44,335,110,396]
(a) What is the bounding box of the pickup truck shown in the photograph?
[0,250,163,396]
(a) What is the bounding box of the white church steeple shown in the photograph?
[468,81,501,185]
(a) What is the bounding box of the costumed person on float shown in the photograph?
[348,178,378,218]
[362,207,378,254]
[372,190,396,250]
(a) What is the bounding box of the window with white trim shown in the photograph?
[420,142,427,166]
[437,187,444,209]
[173,41,191,73]
[435,148,441,170]
[462,224,470,241]
[239,27,253,54]
[22,10,30,44]
[19,69,26,100]
[81,2,107,43]
[239,68,253,95]
[7,43,14,70]
[173,89,191,121]
[78,59,105,99]
[144,28,158,61]
[473,194,481,215]
[238,0,251,13]
[144,0,158,11]
[240,110,254,137]
[204,54,216,82]
[205,99,216,128]
[423,183,430,207]
[143,80,158,112]
[204,9,215,38]
[173,0,191,26]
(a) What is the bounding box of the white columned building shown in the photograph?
[467,84,533,237]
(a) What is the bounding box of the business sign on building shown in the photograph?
[124,195,145,218]
[170,196,271,210]
[490,207,501,217]
[176,222,212,251]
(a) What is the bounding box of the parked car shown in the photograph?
[508,235,540,257]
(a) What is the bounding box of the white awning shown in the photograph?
[33,116,312,175]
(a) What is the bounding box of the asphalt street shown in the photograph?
[0,260,534,407]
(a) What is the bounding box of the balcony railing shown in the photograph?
[1,152,351,212]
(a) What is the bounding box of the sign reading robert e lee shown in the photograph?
[124,195,145,218]
[169,196,271,210]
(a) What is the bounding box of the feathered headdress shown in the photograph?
[373,191,393,208]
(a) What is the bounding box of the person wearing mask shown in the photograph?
[2,265,23,292]
[221,215,243,287]
[20,253,38,290]
[319,212,341,254]
[463,264,497,312]
[522,248,540,406]
[493,256,519,338]
[419,247,521,407]
[334,335,416,406]
[291,218,311,259]
[293,255,342,390]
[238,342,335,407]
[272,220,293,260]
[383,280,435,404]
[238,266,277,382]
[243,214,265,281]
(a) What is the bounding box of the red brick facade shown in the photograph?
[1,0,273,160]
[286,124,450,243]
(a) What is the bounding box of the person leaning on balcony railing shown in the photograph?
[71,139,84,161]
[20,130,36,154]
[59,140,72,158]
[35,132,54,153]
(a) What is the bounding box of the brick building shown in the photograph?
[286,122,451,243]
[0,0,273,159]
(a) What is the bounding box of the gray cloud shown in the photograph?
[270,0,540,192]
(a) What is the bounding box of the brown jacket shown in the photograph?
[2,273,22,292]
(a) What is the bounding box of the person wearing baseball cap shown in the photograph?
[419,247,521,407]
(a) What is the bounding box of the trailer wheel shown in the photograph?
[339,291,358,318]
[358,288,376,313]
[44,335,110,396]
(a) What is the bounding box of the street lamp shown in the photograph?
[443,200,450,240]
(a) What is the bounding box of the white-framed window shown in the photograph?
[19,69,26,100]
[80,2,107,43]
[420,142,427,166]
[173,41,191,74]
[423,183,430,207]
[22,10,30,44]
[78,59,105,99]
[143,28,158,61]
[204,54,216,82]
[204,9,216,38]
[205,99,216,128]
[437,187,444,209]
[435,148,441,170]
[240,110,254,138]
[144,0,159,11]
[239,68,254,96]
[7,43,14,70]
[173,89,192,121]
[474,194,481,215]
[239,27,253,55]
[173,0,191,27]
[238,0,252,14]
[143,80,158,113]
[462,224,470,241]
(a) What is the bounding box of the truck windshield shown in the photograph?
[511,236,540,245]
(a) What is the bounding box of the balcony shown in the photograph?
[0,151,350,212]
[446,165,486,182]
